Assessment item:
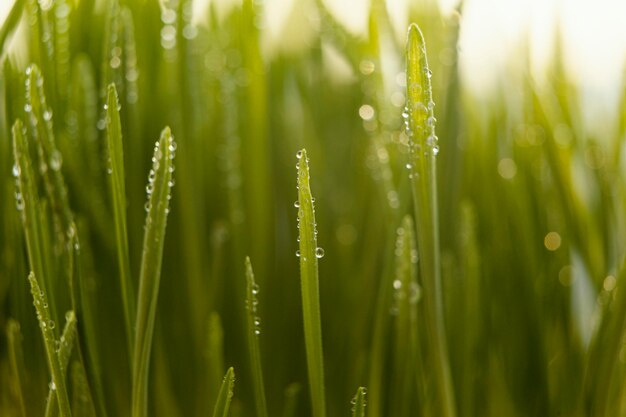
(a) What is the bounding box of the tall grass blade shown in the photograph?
[212,367,235,417]
[6,319,28,417]
[45,311,77,417]
[132,127,176,417]
[404,23,456,417]
[12,119,46,289]
[350,387,367,417]
[28,273,72,417]
[296,148,327,417]
[105,83,135,353]
[244,257,269,417]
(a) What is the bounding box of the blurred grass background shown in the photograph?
[1,0,626,416]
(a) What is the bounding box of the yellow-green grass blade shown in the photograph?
[244,257,269,417]
[212,367,235,417]
[132,127,176,417]
[28,273,72,417]
[404,23,456,417]
[105,83,135,354]
[296,148,327,417]
[0,0,24,59]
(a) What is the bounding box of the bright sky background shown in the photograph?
[2,0,625,106]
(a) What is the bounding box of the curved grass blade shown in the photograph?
[351,387,367,417]
[28,273,72,417]
[45,311,77,417]
[0,0,24,59]
[105,83,135,354]
[244,257,269,417]
[212,367,235,417]
[295,149,327,417]
[6,319,28,417]
[404,23,456,417]
[132,127,176,417]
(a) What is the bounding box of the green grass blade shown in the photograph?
[351,387,367,417]
[404,23,456,417]
[70,361,97,417]
[105,83,135,354]
[25,64,73,237]
[212,367,235,417]
[132,127,176,417]
[0,0,24,58]
[12,119,46,288]
[45,311,77,417]
[206,312,225,414]
[295,148,327,417]
[6,319,28,417]
[282,383,301,417]
[28,273,72,417]
[244,257,269,417]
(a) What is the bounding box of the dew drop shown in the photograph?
[294,201,300,208]
[49,381,56,391]
[295,250,301,258]
[252,283,259,295]
[50,150,62,171]
[12,164,20,178]
[296,150,303,159]
[48,320,55,329]
[315,247,325,258]
[43,110,53,121]
[405,163,412,170]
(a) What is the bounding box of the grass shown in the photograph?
[1,1,626,417]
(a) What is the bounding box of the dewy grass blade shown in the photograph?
[351,387,367,417]
[12,120,46,287]
[244,257,269,417]
[7,319,28,417]
[132,127,176,417]
[212,367,235,417]
[105,83,135,353]
[25,65,73,236]
[296,149,327,417]
[28,273,72,417]
[45,311,77,417]
[404,23,456,417]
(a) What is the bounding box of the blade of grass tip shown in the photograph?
[351,387,367,417]
[404,23,456,417]
[12,119,46,293]
[295,149,327,417]
[71,361,97,417]
[212,367,235,417]
[105,83,135,354]
[206,312,225,414]
[0,0,24,57]
[132,127,176,417]
[244,257,269,417]
[282,383,301,417]
[28,273,72,417]
[45,311,77,417]
[7,319,28,417]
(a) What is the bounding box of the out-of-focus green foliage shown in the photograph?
[1,1,626,417]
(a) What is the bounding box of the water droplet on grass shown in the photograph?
[315,247,325,258]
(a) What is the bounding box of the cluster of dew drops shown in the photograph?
[401,67,439,168]
[144,134,177,215]
[246,281,262,335]
[295,150,324,260]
